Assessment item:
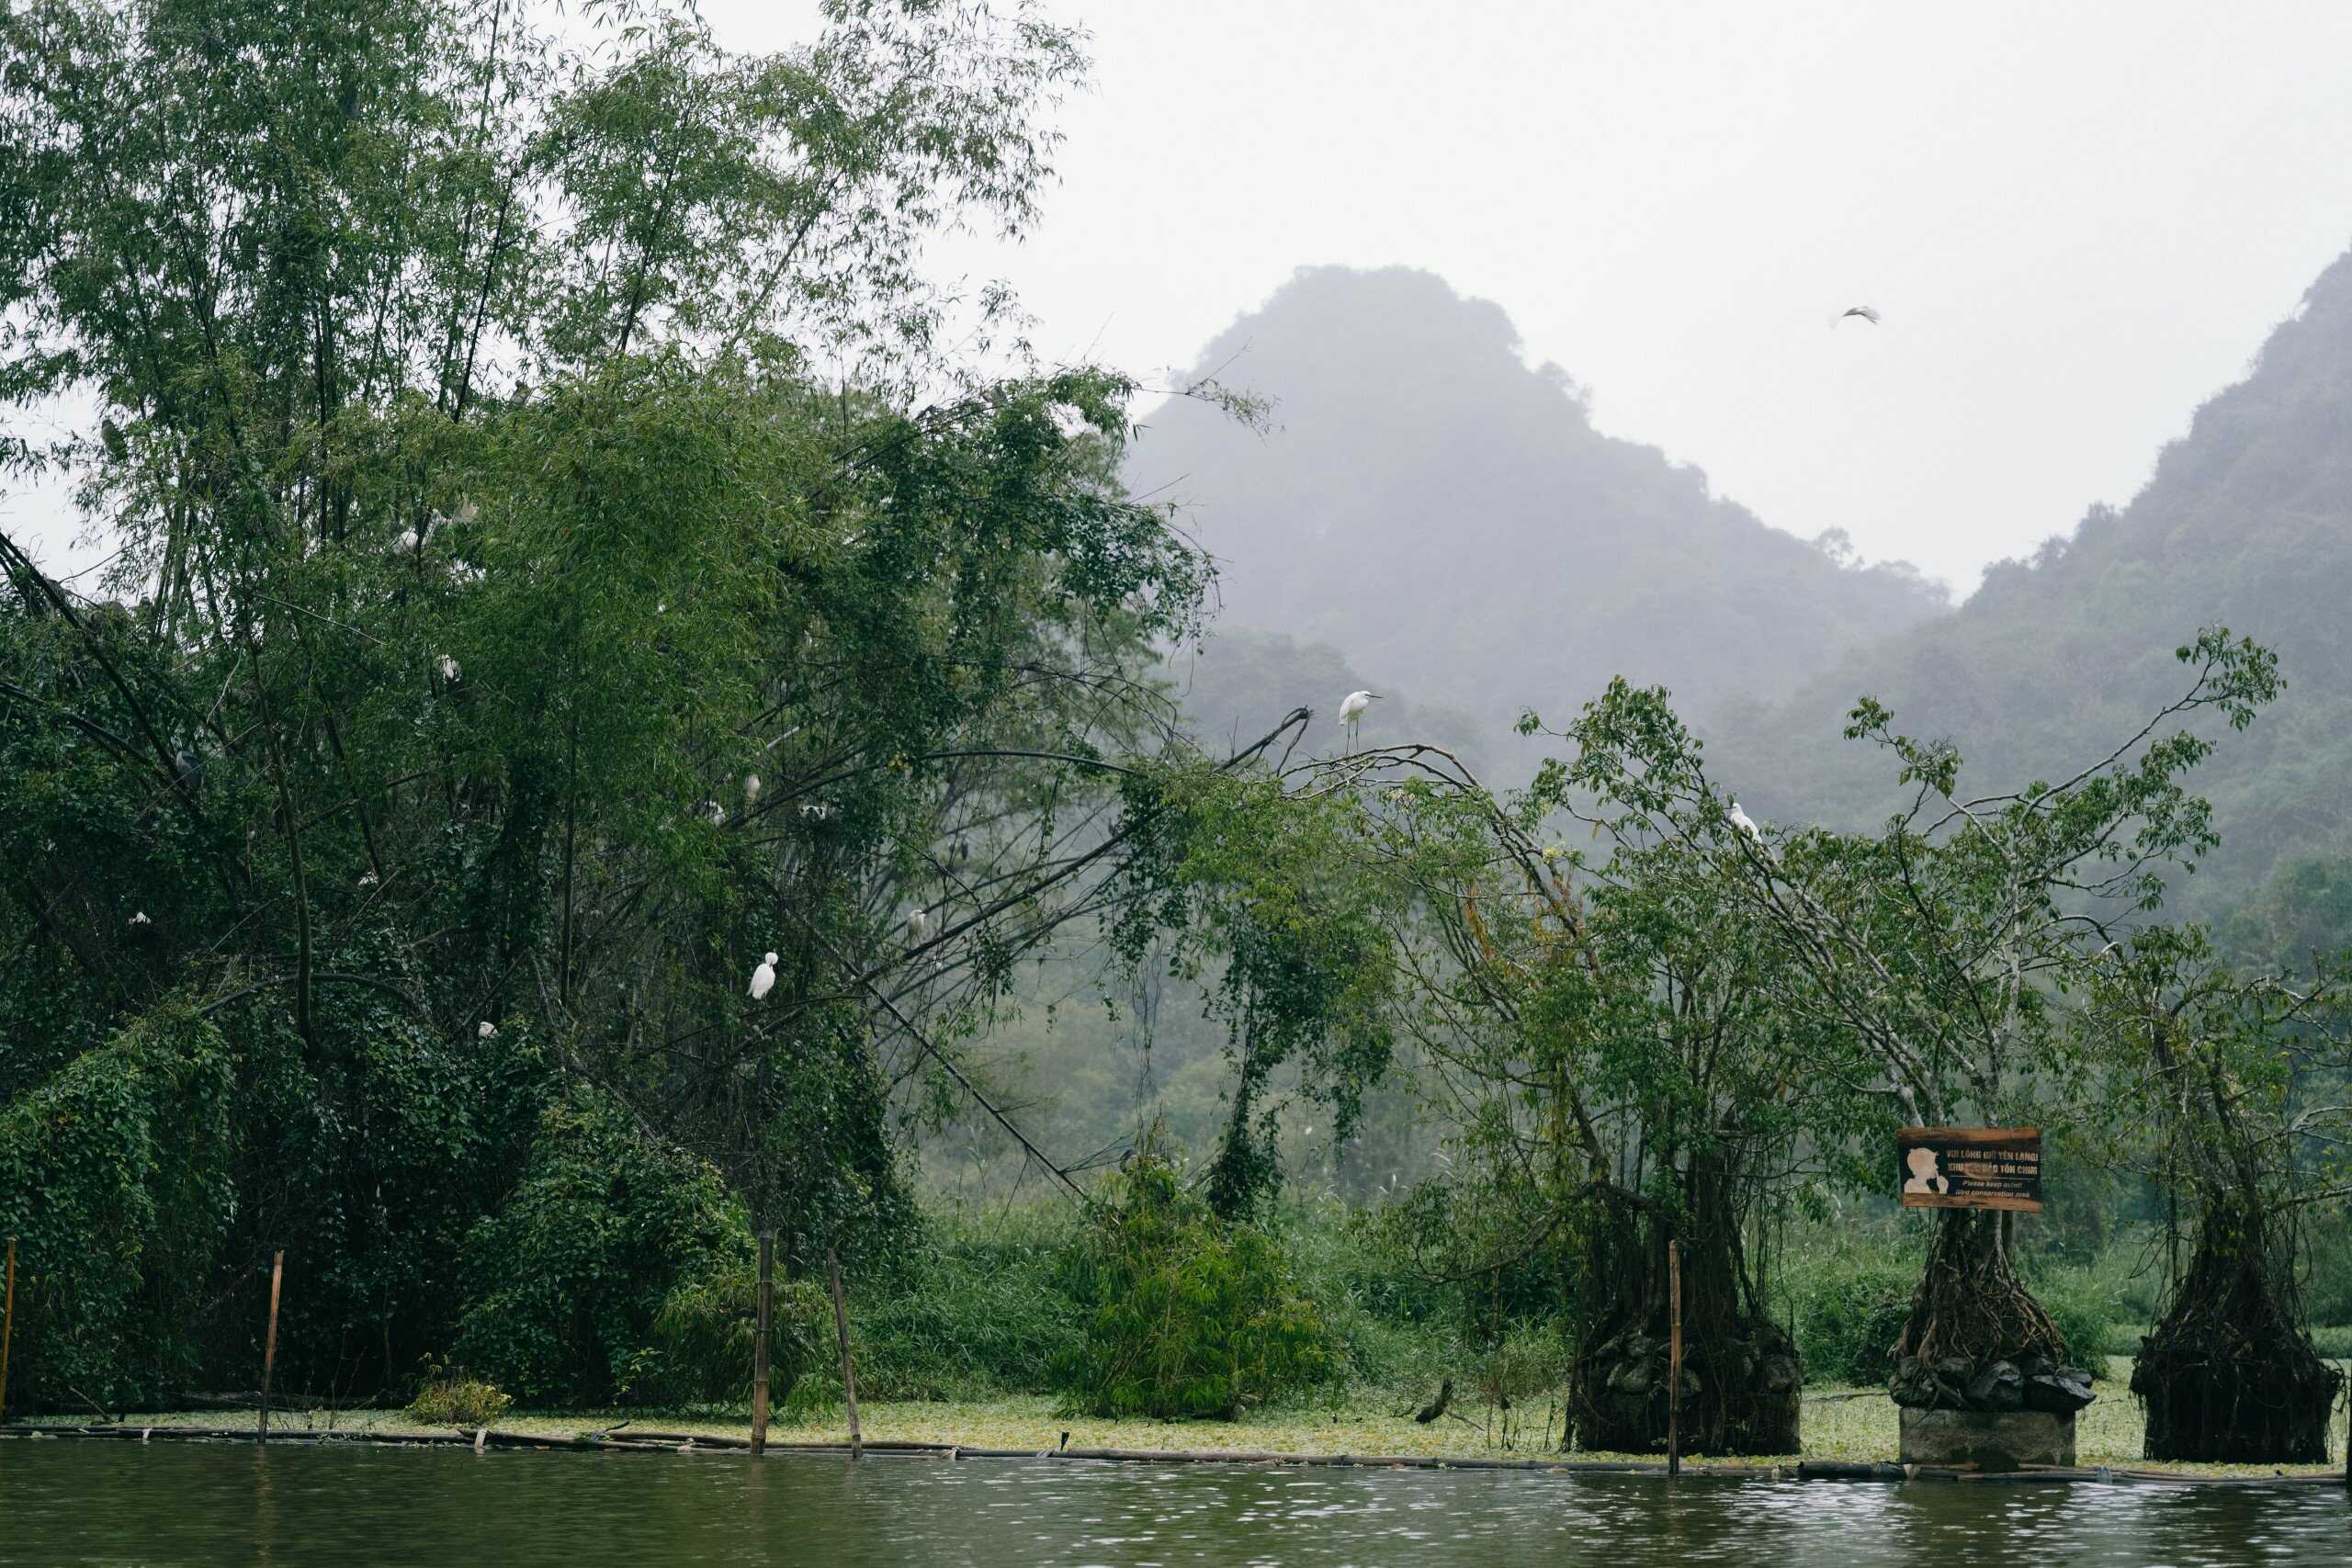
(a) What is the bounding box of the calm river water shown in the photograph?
[3,1439,2346,1566]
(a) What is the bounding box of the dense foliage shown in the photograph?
[1052,1145,1335,1419]
[0,0,1212,1412]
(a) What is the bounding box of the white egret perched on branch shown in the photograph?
[478,1021,498,1040]
[905,907,930,943]
[744,773,762,805]
[749,952,777,1000]
[1338,689,1378,742]
[1833,305,1881,326]
[1727,800,1763,842]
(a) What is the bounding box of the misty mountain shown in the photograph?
[1128,266,1948,770]
[1720,246,2352,910]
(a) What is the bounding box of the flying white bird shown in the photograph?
[1728,800,1763,842]
[744,773,762,805]
[1833,305,1882,326]
[905,907,929,942]
[437,654,460,682]
[478,1021,498,1040]
[750,952,778,1000]
[1338,689,1378,739]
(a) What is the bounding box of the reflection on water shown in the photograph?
[2,1439,2346,1567]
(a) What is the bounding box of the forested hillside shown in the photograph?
[1126,266,1948,763]
[1719,247,2352,912]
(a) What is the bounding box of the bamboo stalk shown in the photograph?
[1,1237,16,1427]
[827,1247,861,1460]
[752,1233,773,1456]
[258,1250,284,1444]
[1667,1239,1682,1479]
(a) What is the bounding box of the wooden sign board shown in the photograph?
[1896,1126,2042,1213]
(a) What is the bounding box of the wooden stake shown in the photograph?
[258,1249,284,1444]
[751,1232,774,1457]
[1,1236,17,1427]
[1667,1238,1682,1478]
[827,1247,861,1460]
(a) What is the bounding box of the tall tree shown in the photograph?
[1557,628,2280,1421]
[0,0,1210,1408]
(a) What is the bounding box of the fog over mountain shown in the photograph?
[1720,245,2352,911]
[1130,266,1948,773]
[1141,254,2352,912]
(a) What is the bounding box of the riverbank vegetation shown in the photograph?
[6,0,2352,1479]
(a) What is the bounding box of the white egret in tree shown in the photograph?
[905,907,929,943]
[358,871,378,888]
[1338,689,1377,741]
[1833,305,1882,326]
[706,799,725,826]
[1728,800,1763,842]
[393,528,419,552]
[174,746,203,795]
[750,952,778,1000]
[130,910,151,926]
[744,773,762,805]
[437,654,459,682]
[478,1021,498,1040]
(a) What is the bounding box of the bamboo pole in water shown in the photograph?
[258,1250,284,1443]
[828,1247,861,1460]
[1667,1239,1682,1479]
[1,1237,16,1427]
[752,1232,774,1456]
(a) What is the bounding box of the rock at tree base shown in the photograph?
[1899,1408,2075,1471]
[1889,1352,2094,1416]
[1574,1324,1802,1455]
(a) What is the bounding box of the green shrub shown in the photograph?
[2304,1324,2352,1359]
[1278,1195,1463,1394]
[0,1006,233,1413]
[851,1205,1081,1401]
[2021,1263,2122,1382]
[1052,1147,1335,1419]
[643,1261,832,1412]
[1784,1259,1918,1386]
[2301,1213,2352,1325]
[407,1362,514,1428]
[452,1089,748,1403]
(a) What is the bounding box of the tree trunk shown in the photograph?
[2132,1201,2341,1462]
[1569,1164,1801,1455]
[1887,1209,2093,1416]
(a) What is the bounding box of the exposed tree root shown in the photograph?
[2132,1203,2342,1463]
[1887,1211,2093,1415]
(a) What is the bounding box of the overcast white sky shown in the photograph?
[17,2,2352,597]
[712,0,2352,594]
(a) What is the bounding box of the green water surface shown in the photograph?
[3,1438,2346,1565]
